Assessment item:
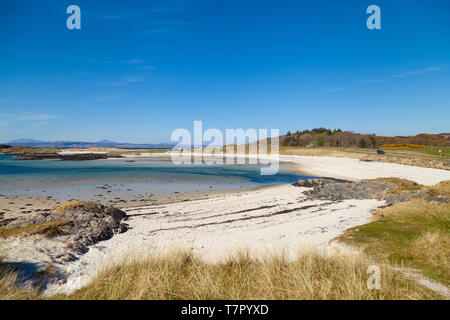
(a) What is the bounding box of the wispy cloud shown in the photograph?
[323,87,348,93]
[140,65,157,70]
[88,58,113,64]
[99,77,145,87]
[0,110,60,127]
[358,65,446,83]
[94,0,191,37]
[122,59,144,64]
[89,59,145,65]
[356,78,385,83]
[95,94,122,101]
[306,87,348,97]
[393,66,444,78]
[100,15,124,20]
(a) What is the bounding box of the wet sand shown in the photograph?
[44,184,384,294]
[0,195,59,222]
[0,183,254,222]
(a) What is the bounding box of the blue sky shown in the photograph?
[0,0,449,143]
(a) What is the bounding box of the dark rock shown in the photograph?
[118,223,129,233]
[301,179,449,205]
[12,201,128,256]
[14,153,109,161]
[0,217,16,226]
[60,153,108,161]
[294,178,334,188]
[303,180,396,201]
[106,151,123,158]
[15,152,61,160]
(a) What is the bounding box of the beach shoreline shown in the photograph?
[127,152,450,185]
[1,153,449,295]
[42,183,384,295]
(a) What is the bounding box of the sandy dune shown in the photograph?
[48,184,383,294]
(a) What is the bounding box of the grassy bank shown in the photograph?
[338,198,449,285]
[278,146,449,170]
[56,249,438,300]
[0,219,71,239]
[1,180,448,300]
[379,146,450,158]
[0,249,438,300]
[0,261,39,300]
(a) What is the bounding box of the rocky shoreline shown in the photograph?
[295,178,449,204]
[14,152,115,161]
[0,177,448,293]
[0,145,123,161]
[0,201,128,289]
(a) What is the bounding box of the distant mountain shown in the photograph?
[8,139,48,144]
[5,139,176,149]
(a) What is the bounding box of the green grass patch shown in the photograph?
[381,146,450,158]
[0,219,71,239]
[338,200,450,285]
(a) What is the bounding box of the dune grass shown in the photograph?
[339,200,450,285]
[46,249,437,300]
[0,225,444,300]
[372,178,449,198]
[1,179,448,300]
[0,260,39,300]
[0,219,71,239]
[425,180,450,197]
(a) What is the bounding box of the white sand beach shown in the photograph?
[1,154,449,295]
[280,155,450,185]
[47,184,383,294]
[132,152,450,185]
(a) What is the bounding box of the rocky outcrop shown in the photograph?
[293,178,334,188]
[0,202,129,291]
[296,178,449,204]
[302,180,396,201]
[14,152,61,160]
[14,152,111,161]
[61,153,110,161]
[9,202,128,259]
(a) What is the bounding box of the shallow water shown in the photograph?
[0,154,314,201]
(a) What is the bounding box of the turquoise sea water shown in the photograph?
[0,154,313,201]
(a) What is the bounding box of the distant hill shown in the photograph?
[280,128,450,148]
[8,139,49,144]
[96,139,119,144]
[5,139,176,149]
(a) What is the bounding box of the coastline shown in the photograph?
[44,183,384,295]
[2,152,448,231]
[128,152,450,186]
[1,152,449,296]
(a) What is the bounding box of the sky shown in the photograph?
[0,0,449,143]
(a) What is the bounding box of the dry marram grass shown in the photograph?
[54,249,435,300]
